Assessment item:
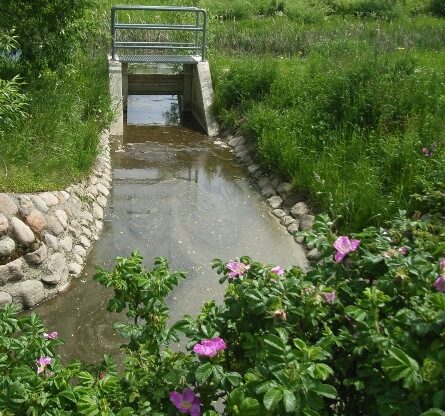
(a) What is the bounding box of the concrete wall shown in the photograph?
[109,58,219,137]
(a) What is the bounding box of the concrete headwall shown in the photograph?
[109,58,219,137]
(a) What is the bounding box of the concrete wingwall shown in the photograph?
[108,58,219,137]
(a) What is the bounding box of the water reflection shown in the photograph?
[34,95,307,363]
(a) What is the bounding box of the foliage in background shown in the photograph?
[1,212,444,415]
[0,0,89,74]
[206,3,445,231]
[0,0,112,192]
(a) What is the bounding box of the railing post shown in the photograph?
[111,8,116,60]
[194,11,199,56]
[201,11,207,61]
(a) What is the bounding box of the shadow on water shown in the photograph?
[33,94,307,363]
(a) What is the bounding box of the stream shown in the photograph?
[34,94,307,363]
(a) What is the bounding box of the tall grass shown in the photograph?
[0,54,112,192]
[212,47,445,230]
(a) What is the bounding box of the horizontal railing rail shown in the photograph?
[111,5,207,63]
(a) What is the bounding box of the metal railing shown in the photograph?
[111,5,207,63]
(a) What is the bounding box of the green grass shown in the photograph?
[0,54,112,192]
[206,10,445,230]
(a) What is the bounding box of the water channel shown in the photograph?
[34,94,307,363]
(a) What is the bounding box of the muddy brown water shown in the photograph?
[33,95,307,363]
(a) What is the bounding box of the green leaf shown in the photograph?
[240,397,261,416]
[382,347,421,388]
[58,389,77,404]
[303,408,320,416]
[283,390,298,413]
[263,388,283,411]
[420,410,445,416]
[264,334,286,354]
[212,364,225,384]
[310,383,337,399]
[77,395,99,415]
[117,408,136,416]
[344,306,367,322]
[195,362,213,384]
[225,372,242,387]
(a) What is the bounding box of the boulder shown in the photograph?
[39,192,59,207]
[24,244,47,265]
[0,258,24,285]
[20,280,45,309]
[26,209,47,233]
[267,196,283,209]
[46,215,64,236]
[11,217,35,245]
[272,209,286,219]
[41,253,66,284]
[290,202,310,218]
[0,214,8,234]
[31,195,49,213]
[0,237,15,258]
[0,194,18,216]
[0,291,12,308]
[300,214,315,231]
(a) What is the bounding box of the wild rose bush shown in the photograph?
[0,212,444,415]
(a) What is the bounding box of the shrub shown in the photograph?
[0,0,89,74]
[0,212,444,414]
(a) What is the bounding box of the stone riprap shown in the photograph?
[0,130,111,310]
[225,134,316,256]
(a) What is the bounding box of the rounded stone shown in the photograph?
[248,164,260,174]
[267,196,283,209]
[24,244,47,265]
[68,263,82,276]
[281,215,296,227]
[42,253,66,284]
[80,210,94,223]
[39,192,59,207]
[97,195,107,208]
[88,186,99,196]
[81,226,92,238]
[287,222,300,235]
[79,235,91,249]
[59,236,73,252]
[54,209,68,229]
[92,202,103,220]
[0,214,8,234]
[300,214,315,231]
[0,237,16,257]
[60,191,70,200]
[31,195,49,213]
[0,291,12,308]
[11,217,35,245]
[18,196,34,216]
[290,202,310,218]
[20,280,45,309]
[0,194,18,216]
[0,258,24,285]
[74,245,86,257]
[46,215,64,236]
[96,183,109,197]
[272,209,286,219]
[44,233,59,250]
[26,209,47,233]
